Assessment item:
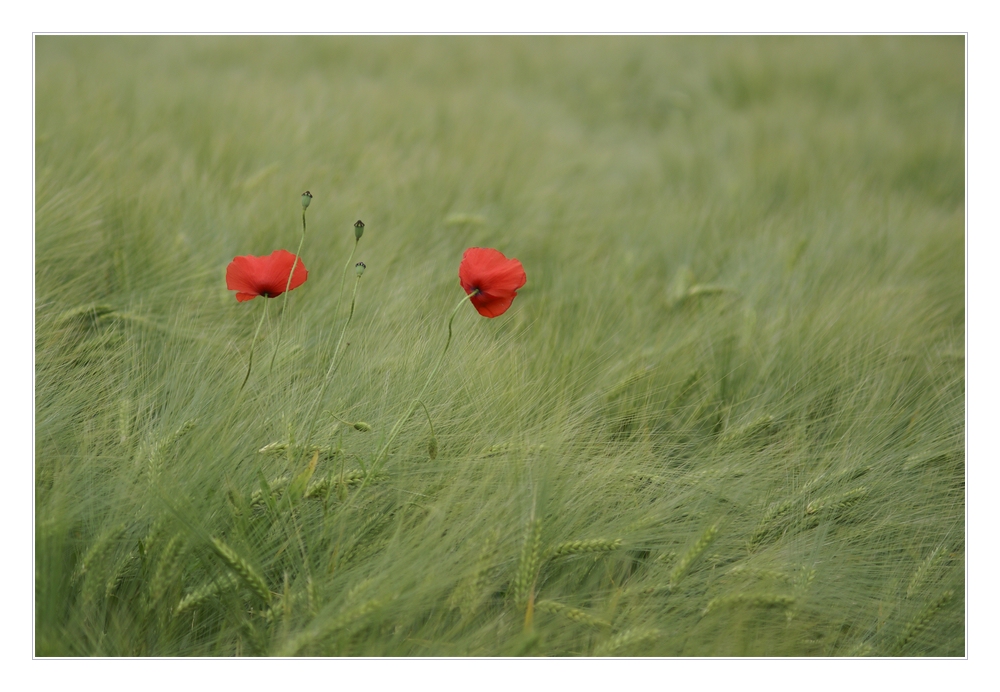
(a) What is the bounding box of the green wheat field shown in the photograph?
[34,36,965,657]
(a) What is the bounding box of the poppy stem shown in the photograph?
[415,399,435,441]
[325,411,354,427]
[301,223,361,427]
[361,291,476,487]
[415,399,438,459]
[335,237,360,323]
[268,208,308,375]
[239,297,271,392]
[302,275,363,449]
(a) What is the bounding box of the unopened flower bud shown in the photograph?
[428,437,438,460]
[353,421,371,432]
[354,219,365,240]
[355,261,366,277]
[301,191,313,209]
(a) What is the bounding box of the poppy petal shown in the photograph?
[259,250,308,297]
[458,247,526,318]
[481,261,526,294]
[470,292,516,318]
[459,248,506,291]
[226,255,261,295]
[226,250,309,301]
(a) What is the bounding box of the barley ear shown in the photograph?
[74,523,127,581]
[175,573,241,615]
[717,414,776,450]
[210,537,271,604]
[149,535,185,609]
[287,450,320,502]
[279,595,392,656]
[906,544,946,599]
[513,517,543,608]
[535,599,611,628]
[893,590,954,654]
[593,628,660,656]
[748,500,792,549]
[449,530,499,617]
[670,523,718,589]
[544,538,623,560]
[703,593,795,615]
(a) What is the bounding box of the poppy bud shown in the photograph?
[355,261,366,277]
[354,220,365,240]
[428,437,438,460]
[301,191,313,209]
[353,421,372,432]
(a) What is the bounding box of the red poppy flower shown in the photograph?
[458,247,526,318]
[226,250,308,302]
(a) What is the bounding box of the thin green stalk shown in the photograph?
[297,230,360,440]
[416,399,438,459]
[326,412,357,427]
[415,399,436,440]
[268,208,308,374]
[335,238,360,324]
[359,291,476,490]
[239,297,271,392]
[303,275,363,449]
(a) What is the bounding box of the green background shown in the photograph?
[35,36,964,656]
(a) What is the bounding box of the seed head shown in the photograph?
[355,261,366,277]
[301,191,313,209]
[354,219,365,240]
